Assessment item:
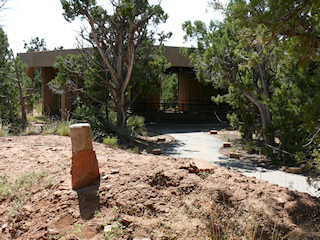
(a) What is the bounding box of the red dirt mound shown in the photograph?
[0,135,319,239]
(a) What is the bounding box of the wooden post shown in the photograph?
[70,123,100,189]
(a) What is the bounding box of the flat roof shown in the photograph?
[18,46,193,69]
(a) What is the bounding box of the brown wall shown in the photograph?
[178,72,214,111]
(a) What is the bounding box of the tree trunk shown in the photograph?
[115,92,127,130]
[257,102,274,146]
[14,60,27,130]
[239,86,275,146]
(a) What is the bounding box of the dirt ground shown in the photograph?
[0,134,320,239]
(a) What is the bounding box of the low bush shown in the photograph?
[103,135,119,147]
[41,120,73,136]
[0,120,10,137]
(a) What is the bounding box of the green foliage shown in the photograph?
[127,115,145,135]
[312,149,320,171]
[0,27,19,123]
[161,73,178,108]
[183,1,320,168]
[224,0,320,58]
[41,120,73,136]
[54,0,171,133]
[0,27,33,130]
[23,37,47,52]
[0,120,10,137]
[183,16,278,145]
[103,136,119,147]
[104,220,125,240]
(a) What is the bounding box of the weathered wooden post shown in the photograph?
[70,123,100,189]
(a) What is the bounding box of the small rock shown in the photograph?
[287,167,303,174]
[58,185,69,191]
[121,215,134,226]
[210,130,218,135]
[48,228,57,234]
[280,166,288,171]
[223,142,231,148]
[227,127,234,131]
[115,201,125,208]
[106,184,112,190]
[104,225,113,233]
[2,223,7,229]
[102,174,109,180]
[53,191,62,198]
[189,159,215,173]
[152,149,163,155]
[230,153,240,159]
[141,149,148,155]
[111,169,120,174]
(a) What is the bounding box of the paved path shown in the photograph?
[150,124,320,198]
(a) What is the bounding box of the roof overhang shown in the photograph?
[18,46,193,69]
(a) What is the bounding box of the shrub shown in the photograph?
[22,125,39,136]
[0,120,10,137]
[127,115,146,135]
[56,120,72,136]
[103,136,119,147]
[41,120,72,136]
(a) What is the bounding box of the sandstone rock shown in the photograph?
[102,174,109,180]
[287,167,303,174]
[115,201,125,208]
[228,127,234,131]
[111,169,120,174]
[210,130,218,135]
[230,153,240,159]
[189,158,215,173]
[223,142,231,148]
[71,150,100,189]
[70,123,100,189]
[70,123,93,154]
[121,215,134,226]
[152,149,163,155]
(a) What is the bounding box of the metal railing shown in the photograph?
[131,99,232,123]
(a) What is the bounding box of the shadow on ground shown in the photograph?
[76,181,100,220]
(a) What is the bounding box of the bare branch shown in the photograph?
[303,128,320,148]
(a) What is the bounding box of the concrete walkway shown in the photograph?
[150,124,320,198]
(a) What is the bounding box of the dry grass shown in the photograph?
[183,193,289,240]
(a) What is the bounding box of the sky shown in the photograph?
[1,0,226,54]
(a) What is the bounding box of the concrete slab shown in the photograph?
[149,124,320,198]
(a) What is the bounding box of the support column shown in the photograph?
[42,67,59,115]
[70,123,100,189]
[178,72,191,111]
